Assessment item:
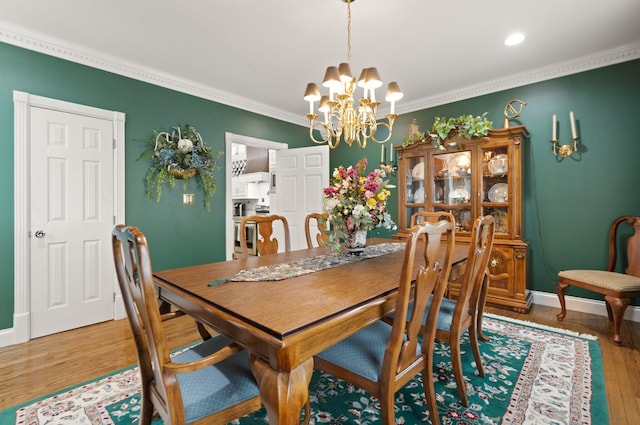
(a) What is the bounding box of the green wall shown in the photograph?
[1,39,638,331]
[0,42,312,329]
[386,59,640,304]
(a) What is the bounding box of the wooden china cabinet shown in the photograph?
[393,126,531,312]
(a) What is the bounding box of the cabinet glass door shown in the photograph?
[432,150,472,232]
[481,146,510,234]
[403,155,425,226]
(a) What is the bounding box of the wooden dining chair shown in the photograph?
[304,212,330,248]
[240,214,291,258]
[112,225,262,425]
[429,215,495,408]
[556,215,640,345]
[410,210,455,227]
[314,219,455,425]
[411,211,494,344]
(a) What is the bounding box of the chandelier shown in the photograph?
[303,0,403,149]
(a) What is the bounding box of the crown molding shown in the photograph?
[2,20,638,125]
[0,20,306,126]
[397,41,640,115]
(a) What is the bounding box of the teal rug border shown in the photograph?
[485,313,610,425]
[0,360,137,423]
[0,342,196,424]
[0,316,611,425]
[587,334,609,425]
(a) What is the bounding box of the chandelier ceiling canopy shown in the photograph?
[303,0,403,149]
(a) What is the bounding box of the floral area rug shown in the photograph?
[0,314,608,425]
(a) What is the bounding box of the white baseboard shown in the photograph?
[531,290,640,323]
[0,327,15,347]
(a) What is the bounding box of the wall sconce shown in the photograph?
[183,193,195,205]
[380,143,397,176]
[551,111,579,159]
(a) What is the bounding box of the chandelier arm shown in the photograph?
[367,119,396,145]
[309,117,345,149]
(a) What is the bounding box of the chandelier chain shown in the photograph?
[346,0,352,64]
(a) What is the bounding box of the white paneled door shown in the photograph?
[29,106,115,338]
[271,146,329,251]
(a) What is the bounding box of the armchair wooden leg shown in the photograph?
[469,325,485,378]
[196,322,213,341]
[605,299,614,322]
[555,281,569,321]
[450,339,468,407]
[477,274,491,342]
[379,383,396,425]
[604,295,629,346]
[138,392,155,425]
[422,358,440,425]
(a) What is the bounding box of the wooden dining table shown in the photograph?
[153,238,467,425]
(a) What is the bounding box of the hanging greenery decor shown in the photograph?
[136,124,223,210]
[402,113,493,150]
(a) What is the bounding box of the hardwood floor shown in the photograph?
[0,304,638,424]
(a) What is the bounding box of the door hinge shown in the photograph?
[113,139,116,149]
[113,292,116,302]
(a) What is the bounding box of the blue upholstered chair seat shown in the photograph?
[172,336,260,423]
[396,296,456,333]
[315,321,415,382]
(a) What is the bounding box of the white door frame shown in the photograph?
[224,132,287,261]
[4,91,125,347]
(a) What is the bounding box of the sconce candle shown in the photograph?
[552,114,557,140]
[570,111,577,139]
[389,143,393,162]
[381,145,384,162]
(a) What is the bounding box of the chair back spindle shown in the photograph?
[240,214,291,258]
[305,212,331,248]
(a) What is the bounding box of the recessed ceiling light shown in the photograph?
[504,33,525,46]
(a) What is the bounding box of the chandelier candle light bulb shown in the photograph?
[570,111,577,139]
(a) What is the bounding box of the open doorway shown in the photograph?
[224,133,287,260]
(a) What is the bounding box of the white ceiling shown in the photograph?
[1,0,639,126]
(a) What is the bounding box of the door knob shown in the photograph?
[34,230,45,238]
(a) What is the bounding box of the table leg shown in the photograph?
[249,354,313,425]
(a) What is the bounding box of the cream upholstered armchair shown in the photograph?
[556,215,640,345]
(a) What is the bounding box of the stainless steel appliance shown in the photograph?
[233,219,257,257]
[233,202,246,217]
[255,205,270,214]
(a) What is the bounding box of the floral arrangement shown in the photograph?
[137,124,223,210]
[323,157,397,251]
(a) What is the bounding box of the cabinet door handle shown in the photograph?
[490,258,499,268]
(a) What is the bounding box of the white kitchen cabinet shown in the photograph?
[231,172,269,199]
